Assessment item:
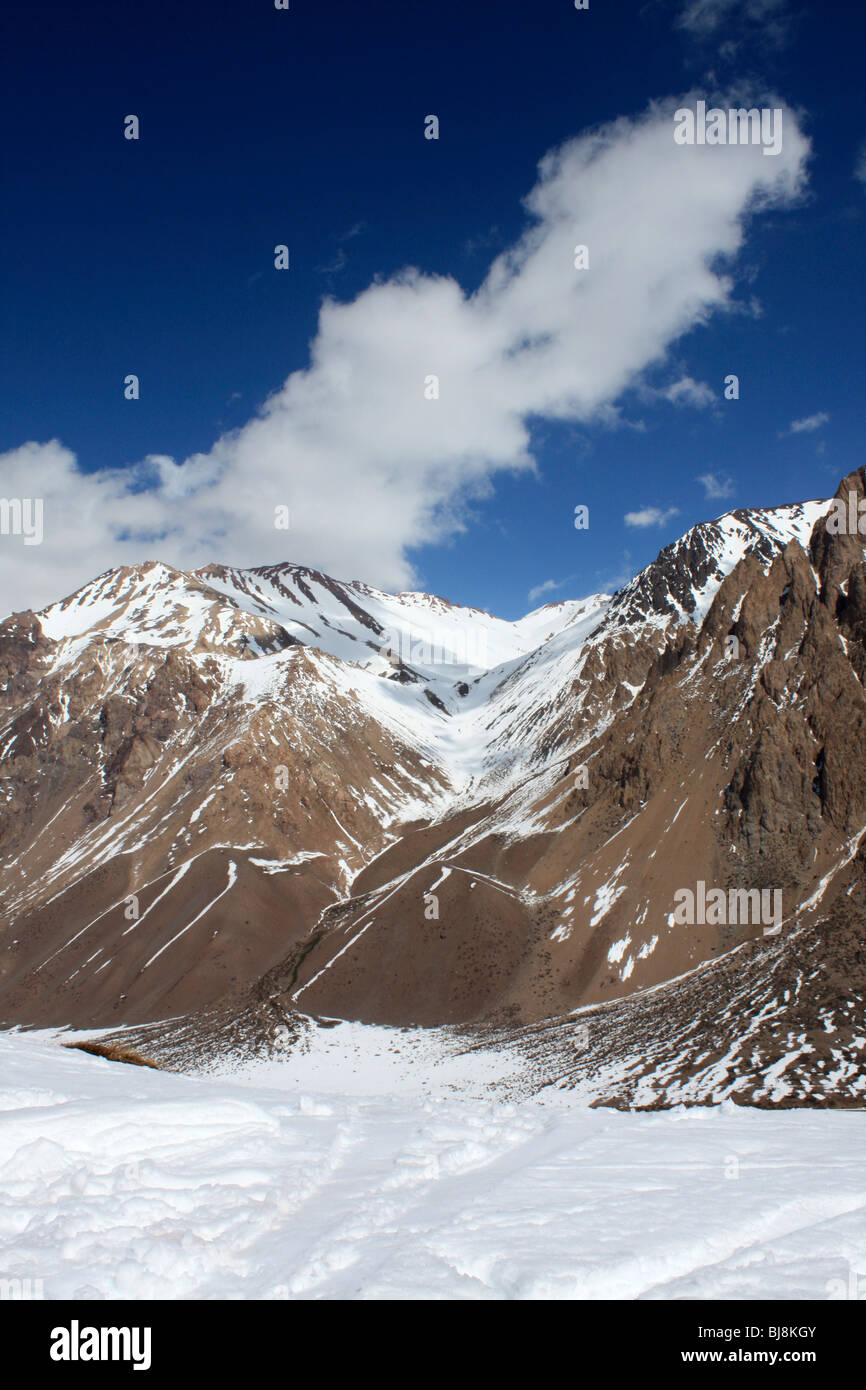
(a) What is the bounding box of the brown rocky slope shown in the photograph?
[1,473,865,1104]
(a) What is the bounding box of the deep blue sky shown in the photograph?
[1,0,864,617]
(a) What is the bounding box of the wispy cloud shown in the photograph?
[595,551,634,593]
[661,376,716,408]
[528,577,569,605]
[676,0,792,48]
[316,222,367,278]
[783,412,829,435]
[696,471,735,499]
[637,374,716,411]
[624,506,681,529]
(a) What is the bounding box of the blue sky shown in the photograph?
[0,0,864,618]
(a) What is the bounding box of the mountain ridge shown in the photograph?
[1,473,865,1106]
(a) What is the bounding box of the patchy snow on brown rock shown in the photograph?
[2,474,866,1107]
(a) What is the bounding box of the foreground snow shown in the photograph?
[1,1031,864,1301]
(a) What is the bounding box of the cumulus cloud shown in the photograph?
[784,412,829,435]
[624,506,681,529]
[696,471,736,498]
[0,92,810,614]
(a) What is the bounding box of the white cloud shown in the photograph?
[855,144,866,188]
[528,577,568,605]
[637,374,716,410]
[624,506,681,529]
[785,412,829,435]
[662,376,716,408]
[696,471,735,499]
[0,92,810,615]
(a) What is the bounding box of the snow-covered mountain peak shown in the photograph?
[32,555,612,694]
[607,497,833,632]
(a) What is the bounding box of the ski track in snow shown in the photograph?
[0,1032,864,1301]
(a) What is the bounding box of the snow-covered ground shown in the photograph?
[1,1030,864,1301]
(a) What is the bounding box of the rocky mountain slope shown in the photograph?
[2,470,865,1106]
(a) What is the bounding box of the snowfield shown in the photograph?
[1,1032,865,1301]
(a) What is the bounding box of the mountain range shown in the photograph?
[2,469,866,1108]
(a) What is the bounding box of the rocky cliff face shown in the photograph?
[1,475,865,1104]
